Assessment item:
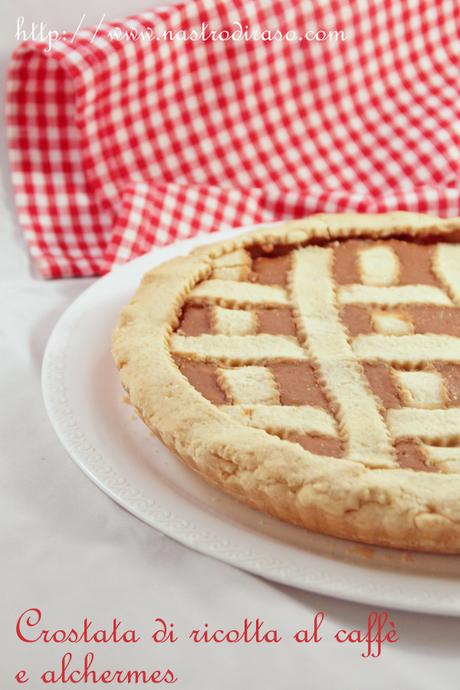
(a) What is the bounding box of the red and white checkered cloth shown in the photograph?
[6,0,460,278]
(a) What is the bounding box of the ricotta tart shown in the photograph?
[112,212,460,553]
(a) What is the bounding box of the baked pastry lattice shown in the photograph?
[113,213,460,553]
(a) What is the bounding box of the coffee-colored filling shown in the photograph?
[334,240,362,284]
[435,364,460,405]
[251,254,291,286]
[395,440,437,472]
[342,305,460,338]
[405,306,460,336]
[178,306,211,336]
[175,357,226,404]
[173,238,460,472]
[388,240,438,286]
[334,239,440,287]
[256,307,297,336]
[179,304,298,338]
[269,361,329,407]
[341,306,373,336]
[179,303,460,340]
[362,363,401,409]
[292,435,343,457]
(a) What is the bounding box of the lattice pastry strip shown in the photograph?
[338,284,452,306]
[358,245,399,286]
[171,334,307,362]
[433,245,460,304]
[394,370,447,408]
[422,446,460,474]
[189,280,289,307]
[291,246,396,468]
[354,334,460,364]
[212,306,257,335]
[371,311,413,336]
[221,404,338,438]
[387,408,460,443]
[212,249,252,280]
[218,366,280,404]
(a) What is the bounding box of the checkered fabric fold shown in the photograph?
[6,0,460,278]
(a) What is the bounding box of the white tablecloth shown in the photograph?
[2,2,460,687]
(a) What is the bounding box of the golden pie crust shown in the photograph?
[112,212,460,553]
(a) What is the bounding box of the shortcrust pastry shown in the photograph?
[113,212,460,553]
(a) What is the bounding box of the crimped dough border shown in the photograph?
[112,212,460,553]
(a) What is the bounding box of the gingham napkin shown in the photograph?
[6,0,460,278]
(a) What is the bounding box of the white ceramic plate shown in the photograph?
[42,226,460,616]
